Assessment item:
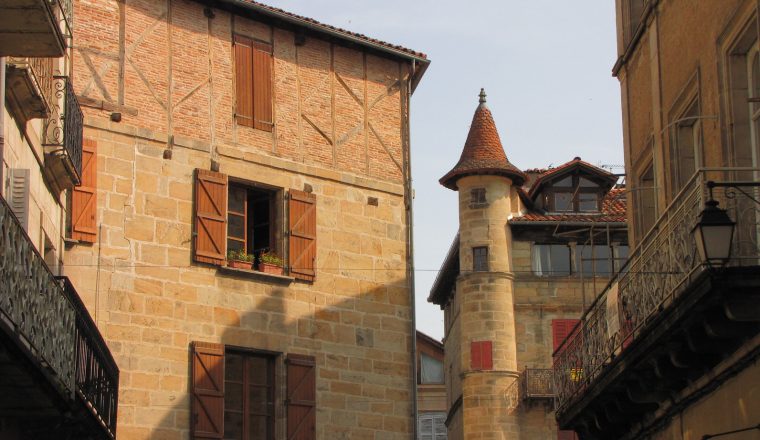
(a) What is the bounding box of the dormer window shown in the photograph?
[545,174,603,213]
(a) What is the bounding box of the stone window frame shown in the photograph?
[469,187,488,208]
[472,246,489,272]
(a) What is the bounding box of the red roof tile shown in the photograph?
[511,188,627,223]
[440,90,526,190]
[237,1,428,60]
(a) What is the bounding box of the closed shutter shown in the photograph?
[191,342,225,439]
[552,319,580,354]
[234,35,254,128]
[286,354,316,440]
[194,169,227,266]
[288,190,316,282]
[253,41,273,132]
[71,138,97,242]
[470,341,493,370]
[9,169,30,231]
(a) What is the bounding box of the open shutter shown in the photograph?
[253,41,273,132]
[286,354,316,440]
[191,342,225,439]
[194,169,227,265]
[289,190,316,282]
[552,319,580,354]
[9,169,30,231]
[234,35,254,128]
[71,138,97,242]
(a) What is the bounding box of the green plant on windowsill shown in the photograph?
[227,249,254,269]
[259,251,283,266]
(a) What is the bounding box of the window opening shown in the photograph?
[473,246,488,272]
[227,183,276,262]
[532,244,571,276]
[420,353,444,384]
[224,351,275,440]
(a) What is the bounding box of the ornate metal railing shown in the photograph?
[60,277,119,438]
[30,57,55,110]
[51,0,74,41]
[553,167,760,415]
[44,76,83,181]
[0,194,117,438]
[520,368,554,400]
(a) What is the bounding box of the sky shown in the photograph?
[262,1,625,340]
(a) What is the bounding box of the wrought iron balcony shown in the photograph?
[520,368,554,400]
[0,194,118,439]
[0,0,73,57]
[5,57,55,120]
[554,168,760,439]
[43,75,83,189]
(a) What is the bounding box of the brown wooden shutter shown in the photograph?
[552,319,580,353]
[253,41,273,132]
[288,190,316,282]
[234,35,254,128]
[71,138,98,242]
[191,342,225,439]
[194,169,228,266]
[286,354,316,440]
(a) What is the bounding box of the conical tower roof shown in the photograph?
[439,89,526,190]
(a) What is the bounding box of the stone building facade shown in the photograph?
[553,1,760,439]
[416,331,447,440]
[63,0,428,439]
[429,91,627,440]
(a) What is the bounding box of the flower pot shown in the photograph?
[259,262,283,275]
[228,259,252,270]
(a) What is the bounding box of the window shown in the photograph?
[420,353,444,384]
[418,412,447,440]
[234,35,273,131]
[193,169,317,281]
[532,244,571,276]
[224,351,275,440]
[635,162,656,239]
[624,0,647,45]
[577,245,612,277]
[190,343,316,440]
[472,246,488,272]
[470,187,487,207]
[614,245,630,272]
[545,174,602,213]
[669,99,702,196]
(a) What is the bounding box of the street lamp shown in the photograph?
[692,198,735,268]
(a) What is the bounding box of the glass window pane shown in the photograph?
[249,415,268,440]
[615,245,629,272]
[224,411,243,439]
[554,193,573,211]
[248,357,269,385]
[228,214,245,240]
[420,353,444,384]
[249,386,268,414]
[226,353,243,381]
[579,193,598,211]
[579,177,597,188]
[229,187,246,213]
[473,247,488,272]
[554,176,572,187]
[225,383,243,411]
[578,245,611,277]
[550,245,571,276]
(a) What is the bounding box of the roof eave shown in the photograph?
[428,235,459,306]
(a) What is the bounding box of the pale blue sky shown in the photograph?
[262,1,624,340]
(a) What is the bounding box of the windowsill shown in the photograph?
[218,265,294,284]
[64,237,91,247]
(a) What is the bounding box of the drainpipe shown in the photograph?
[405,60,419,440]
[0,57,5,194]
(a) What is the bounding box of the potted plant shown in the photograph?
[258,251,284,275]
[227,249,253,270]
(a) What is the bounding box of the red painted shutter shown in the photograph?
[552,319,580,353]
[557,430,579,440]
[234,35,254,128]
[286,354,316,440]
[191,342,225,439]
[253,41,273,132]
[194,169,227,266]
[71,138,97,242]
[289,190,316,282]
[470,341,493,370]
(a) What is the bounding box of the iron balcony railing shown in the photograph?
[44,75,83,183]
[0,195,118,438]
[520,368,554,400]
[553,167,760,415]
